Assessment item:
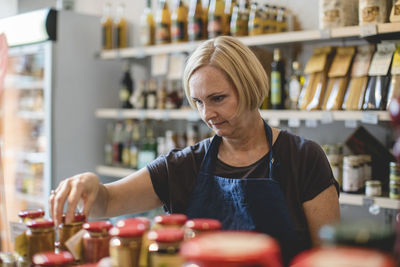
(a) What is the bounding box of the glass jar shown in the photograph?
[343,156,362,193]
[148,228,184,267]
[32,251,74,266]
[109,224,146,267]
[365,180,382,197]
[184,218,221,240]
[152,214,187,230]
[82,221,113,263]
[18,209,45,223]
[180,231,282,267]
[58,213,86,252]
[26,219,56,262]
[390,162,400,199]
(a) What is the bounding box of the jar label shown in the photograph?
[150,254,183,267]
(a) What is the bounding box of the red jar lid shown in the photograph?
[148,228,184,243]
[33,251,74,266]
[154,214,187,226]
[116,217,151,229]
[110,224,146,238]
[185,218,222,231]
[180,231,282,267]
[83,221,113,232]
[27,219,54,229]
[18,209,45,219]
[290,246,396,267]
[61,213,86,223]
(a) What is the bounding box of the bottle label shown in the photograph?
[188,17,203,40]
[171,21,186,42]
[156,23,170,43]
[119,86,130,102]
[140,24,150,46]
[270,71,282,105]
[208,15,223,37]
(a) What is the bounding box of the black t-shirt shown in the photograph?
[147,130,339,249]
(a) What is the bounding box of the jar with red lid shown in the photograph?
[116,217,151,267]
[152,214,187,230]
[58,213,86,252]
[18,209,45,223]
[180,231,282,267]
[33,251,74,266]
[184,218,221,240]
[82,221,113,263]
[26,219,56,262]
[148,228,185,267]
[290,246,396,267]
[109,223,146,267]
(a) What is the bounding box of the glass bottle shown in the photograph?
[276,7,288,32]
[188,0,205,41]
[147,79,158,109]
[262,4,272,34]
[171,0,188,43]
[104,122,114,166]
[137,121,157,169]
[156,79,167,109]
[140,0,156,46]
[101,2,113,50]
[207,0,225,38]
[26,219,56,262]
[121,120,133,167]
[270,5,278,33]
[288,61,304,110]
[114,3,129,48]
[248,2,262,36]
[119,63,134,109]
[270,48,286,109]
[58,213,86,253]
[82,221,113,263]
[112,121,124,165]
[129,122,140,169]
[148,228,185,267]
[224,0,236,35]
[155,0,171,44]
[202,0,210,38]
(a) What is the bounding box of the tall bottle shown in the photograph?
[112,121,124,165]
[288,61,304,110]
[224,0,236,35]
[121,120,133,167]
[248,2,262,36]
[171,0,188,43]
[276,7,288,32]
[188,0,205,41]
[270,48,286,109]
[119,63,134,109]
[140,0,156,46]
[137,122,158,169]
[104,123,114,166]
[129,122,140,169]
[101,2,113,50]
[207,0,225,38]
[114,3,128,48]
[155,0,171,44]
[202,0,210,38]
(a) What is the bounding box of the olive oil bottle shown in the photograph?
[188,0,205,41]
[224,0,236,35]
[171,0,188,43]
[101,2,113,50]
[140,0,156,46]
[270,48,286,109]
[248,2,262,36]
[155,0,171,44]
[207,0,225,38]
[114,3,128,48]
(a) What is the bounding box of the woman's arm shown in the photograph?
[302,184,340,246]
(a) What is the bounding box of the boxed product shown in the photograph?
[319,0,359,29]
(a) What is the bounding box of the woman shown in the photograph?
[50,36,339,262]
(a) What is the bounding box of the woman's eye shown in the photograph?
[194,99,203,105]
[213,95,225,102]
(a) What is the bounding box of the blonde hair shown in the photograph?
[183,36,269,115]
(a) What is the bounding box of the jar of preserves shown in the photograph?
[184,218,221,240]
[58,213,86,252]
[26,219,56,262]
[82,221,113,263]
[390,162,400,199]
[152,214,187,230]
[109,223,146,267]
[18,209,45,223]
[32,251,74,266]
[342,156,362,193]
[148,228,185,267]
[180,231,282,267]
[365,180,382,197]
[290,246,396,266]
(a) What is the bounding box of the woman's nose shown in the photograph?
[202,104,215,121]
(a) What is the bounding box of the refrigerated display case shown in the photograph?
[0,9,122,250]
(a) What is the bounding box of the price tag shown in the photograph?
[319,29,331,39]
[268,118,280,127]
[288,118,301,128]
[151,54,168,76]
[305,119,318,128]
[360,24,377,37]
[345,120,357,128]
[187,110,200,121]
[361,112,378,125]
[321,111,333,124]
[167,53,186,80]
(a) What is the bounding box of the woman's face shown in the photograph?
[189,65,241,137]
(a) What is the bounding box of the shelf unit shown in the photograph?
[99,22,400,59]
[96,165,135,178]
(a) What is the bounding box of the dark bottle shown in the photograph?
[112,121,124,165]
[119,63,134,109]
[270,48,286,109]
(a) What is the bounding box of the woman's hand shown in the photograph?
[49,172,101,226]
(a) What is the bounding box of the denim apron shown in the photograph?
[186,122,300,263]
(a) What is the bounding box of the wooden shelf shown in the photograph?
[96,109,389,123]
[340,193,400,210]
[98,22,400,59]
[96,165,135,178]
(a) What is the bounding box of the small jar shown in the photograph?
[58,213,86,252]
[32,251,74,266]
[18,209,45,223]
[180,231,282,267]
[26,219,56,262]
[343,156,361,193]
[109,224,146,267]
[365,180,382,197]
[82,221,113,263]
[152,214,187,230]
[184,218,222,240]
[390,162,400,199]
[148,228,185,267]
